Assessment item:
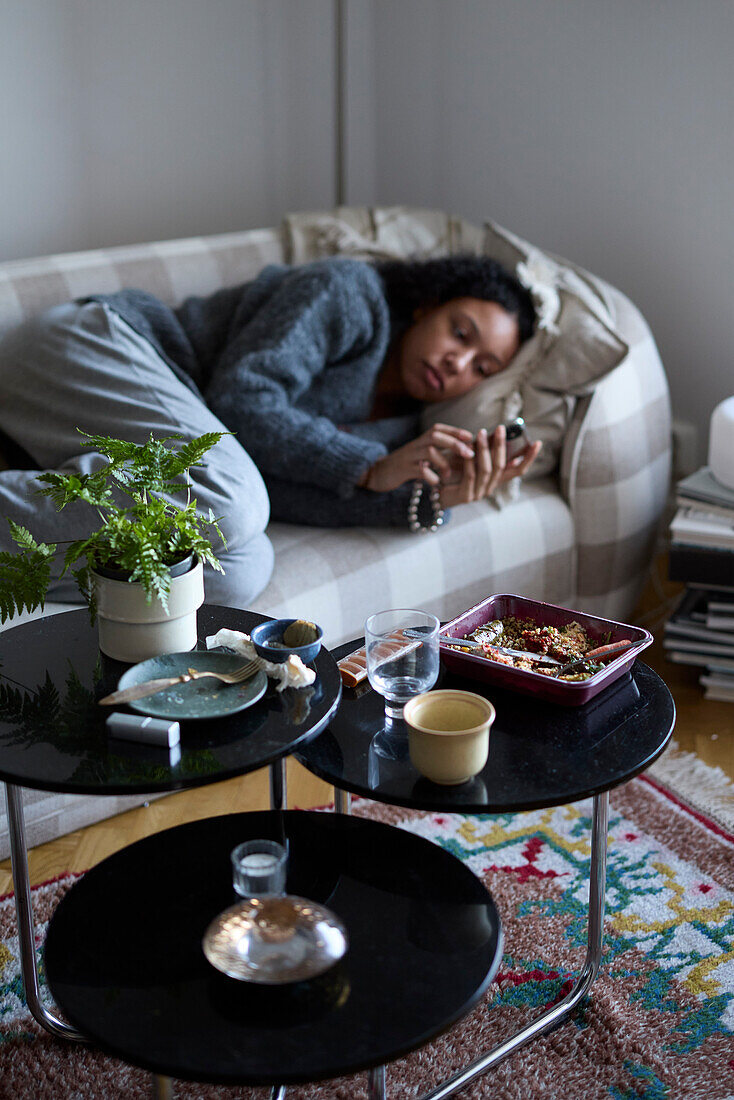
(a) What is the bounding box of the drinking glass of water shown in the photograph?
[365,609,440,725]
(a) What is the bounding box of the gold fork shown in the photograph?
[98,658,262,706]
[184,660,262,685]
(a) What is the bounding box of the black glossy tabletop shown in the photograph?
[45,810,502,1086]
[295,641,676,813]
[0,607,341,795]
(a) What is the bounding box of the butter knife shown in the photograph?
[99,674,199,706]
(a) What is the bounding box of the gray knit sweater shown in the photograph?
[89,258,431,527]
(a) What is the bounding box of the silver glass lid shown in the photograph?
[202,894,348,985]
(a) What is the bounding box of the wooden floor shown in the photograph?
[632,555,733,775]
[1,556,732,895]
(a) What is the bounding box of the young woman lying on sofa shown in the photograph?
[0,255,540,605]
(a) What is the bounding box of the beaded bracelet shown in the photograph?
[408,480,445,534]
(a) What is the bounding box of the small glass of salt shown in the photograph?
[231,839,288,897]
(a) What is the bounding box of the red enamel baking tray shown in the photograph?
[439,594,653,706]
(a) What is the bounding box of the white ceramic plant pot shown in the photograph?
[93,559,205,663]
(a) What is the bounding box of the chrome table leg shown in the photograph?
[269,758,288,810]
[269,1087,287,1099]
[334,786,351,815]
[4,783,86,1041]
[368,1064,386,1098]
[418,790,610,1099]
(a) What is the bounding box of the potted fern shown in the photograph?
[0,430,227,662]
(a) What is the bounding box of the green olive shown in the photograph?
[282,619,320,648]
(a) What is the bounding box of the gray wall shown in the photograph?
[0,0,335,261]
[367,0,734,461]
[2,1,731,457]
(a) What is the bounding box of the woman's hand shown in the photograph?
[359,423,476,493]
[439,425,542,508]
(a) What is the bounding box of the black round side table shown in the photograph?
[297,654,674,813]
[294,644,676,1099]
[44,810,503,1098]
[0,606,341,796]
[0,606,342,1041]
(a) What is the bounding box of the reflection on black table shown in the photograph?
[44,810,502,1085]
[0,606,341,794]
[296,650,675,813]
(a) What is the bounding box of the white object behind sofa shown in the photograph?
[708,396,734,491]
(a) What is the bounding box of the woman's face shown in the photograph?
[397,297,522,403]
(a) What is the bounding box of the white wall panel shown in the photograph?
[0,0,335,261]
[340,0,377,204]
[369,0,734,460]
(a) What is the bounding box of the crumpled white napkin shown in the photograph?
[205,628,316,691]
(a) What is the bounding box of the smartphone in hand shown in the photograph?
[504,416,531,460]
[439,418,531,484]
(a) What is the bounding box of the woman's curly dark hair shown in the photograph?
[376,254,536,342]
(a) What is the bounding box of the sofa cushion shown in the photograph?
[283,205,486,265]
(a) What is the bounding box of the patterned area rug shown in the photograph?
[1,745,733,1100]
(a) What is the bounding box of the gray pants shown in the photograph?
[0,301,273,607]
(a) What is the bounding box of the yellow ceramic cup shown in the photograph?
[403,689,496,785]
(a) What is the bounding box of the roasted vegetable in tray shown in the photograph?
[445,617,632,681]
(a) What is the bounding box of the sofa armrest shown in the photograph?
[559,293,672,620]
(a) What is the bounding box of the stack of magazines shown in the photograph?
[666,467,734,701]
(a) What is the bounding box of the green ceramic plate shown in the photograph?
[116,651,269,720]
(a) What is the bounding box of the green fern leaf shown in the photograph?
[163,432,228,480]
[1,430,226,621]
[8,520,55,556]
[0,543,54,623]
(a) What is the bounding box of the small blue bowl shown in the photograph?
[250,618,323,665]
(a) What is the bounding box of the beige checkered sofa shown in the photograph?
[0,206,671,856]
